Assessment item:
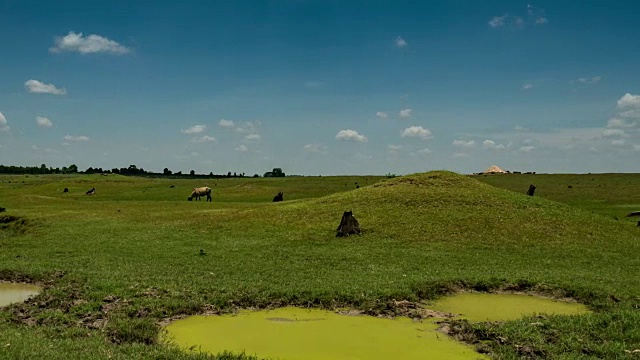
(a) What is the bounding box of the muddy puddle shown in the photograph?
[164,293,590,359]
[0,283,41,307]
[430,293,590,322]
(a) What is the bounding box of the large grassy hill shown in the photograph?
[0,171,638,359]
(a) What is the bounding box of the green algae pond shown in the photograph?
[0,283,41,307]
[430,293,590,322]
[163,293,590,359]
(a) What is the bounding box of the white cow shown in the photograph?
[189,187,212,202]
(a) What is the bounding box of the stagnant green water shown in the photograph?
[0,283,41,307]
[164,294,590,359]
[164,307,484,360]
[430,293,590,322]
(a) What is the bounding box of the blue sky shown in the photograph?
[1,0,639,175]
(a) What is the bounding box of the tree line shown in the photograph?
[0,164,285,178]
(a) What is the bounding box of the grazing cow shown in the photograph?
[63,188,69,193]
[86,187,96,196]
[272,192,284,202]
[189,187,212,202]
[526,184,536,196]
[0,207,5,213]
[626,211,640,228]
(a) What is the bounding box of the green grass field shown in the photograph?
[0,172,638,359]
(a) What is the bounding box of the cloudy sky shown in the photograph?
[1,1,639,175]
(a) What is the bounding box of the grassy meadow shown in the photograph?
[0,171,639,359]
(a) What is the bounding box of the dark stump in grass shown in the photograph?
[336,211,361,237]
[527,184,536,196]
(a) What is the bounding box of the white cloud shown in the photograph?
[603,129,628,138]
[31,145,39,150]
[634,144,640,151]
[336,129,368,143]
[387,144,402,154]
[24,80,66,95]
[451,152,467,158]
[376,111,388,119]
[417,148,431,154]
[401,126,433,140]
[611,139,625,146]
[452,139,475,148]
[0,112,9,132]
[489,15,507,27]
[620,110,640,118]
[519,145,535,152]
[64,135,89,142]
[219,119,235,128]
[618,93,640,108]
[522,83,534,90]
[399,108,413,118]
[535,17,548,24]
[482,139,506,150]
[234,144,248,152]
[303,143,327,153]
[576,76,601,84]
[395,36,407,48]
[245,134,261,141]
[181,125,206,134]
[191,135,216,143]
[235,121,260,134]
[515,125,529,132]
[36,116,53,128]
[50,31,130,55]
[607,118,637,128]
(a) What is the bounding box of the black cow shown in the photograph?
[272,192,284,202]
[86,187,96,196]
[526,184,536,196]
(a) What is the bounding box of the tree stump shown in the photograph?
[526,184,536,196]
[336,211,361,237]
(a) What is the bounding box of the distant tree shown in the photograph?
[163,168,172,175]
[190,170,195,176]
[112,168,120,174]
[253,174,260,178]
[227,171,232,177]
[85,167,94,173]
[68,164,78,173]
[233,172,237,177]
[271,168,284,177]
[209,172,214,176]
[176,171,182,175]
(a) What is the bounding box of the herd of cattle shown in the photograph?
[69,185,284,203]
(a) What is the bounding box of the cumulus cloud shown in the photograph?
[519,145,535,152]
[634,144,640,151]
[399,108,413,118]
[235,121,260,134]
[234,144,248,152]
[522,83,534,90]
[64,135,89,142]
[611,139,625,146]
[451,152,467,158]
[535,17,548,24]
[24,80,66,95]
[515,125,529,132]
[608,118,638,128]
[245,134,261,141]
[618,93,640,108]
[387,144,402,155]
[417,148,431,154]
[603,129,628,138]
[395,36,407,48]
[376,111,388,119]
[303,143,327,153]
[336,129,368,143]
[401,126,433,140]
[50,31,131,55]
[191,135,216,143]
[0,112,9,132]
[489,15,507,27]
[219,119,235,128]
[482,139,506,150]
[181,125,206,134]
[453,139,475,148]
[36,116,53,128]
